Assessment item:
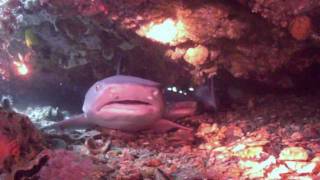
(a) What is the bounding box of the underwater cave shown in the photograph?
[0,0,320,179]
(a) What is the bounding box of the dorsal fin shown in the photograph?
[116,56,122,75]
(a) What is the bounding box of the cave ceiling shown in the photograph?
[0,0,319,88]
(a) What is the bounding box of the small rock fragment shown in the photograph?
[267,164,290,179]
[279,147,308,161]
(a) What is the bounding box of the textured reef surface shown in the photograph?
[1,91,320,179]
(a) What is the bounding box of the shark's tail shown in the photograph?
[41,114,92,131]
[193,77,218,111]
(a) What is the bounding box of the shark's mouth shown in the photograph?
[98,100,151,111]
[107,100,150,105]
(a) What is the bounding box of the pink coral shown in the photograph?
[0,135,20,168]
[0,109,45,172]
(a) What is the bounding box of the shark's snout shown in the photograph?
[87,83,164,116]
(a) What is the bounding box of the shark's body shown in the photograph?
[44,75,191,132]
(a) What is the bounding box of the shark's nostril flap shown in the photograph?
[153,90,159,96]
[108,86,118,94]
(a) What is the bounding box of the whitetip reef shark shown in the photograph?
[43,75,194,133]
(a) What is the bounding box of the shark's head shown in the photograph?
[82,75,164,131]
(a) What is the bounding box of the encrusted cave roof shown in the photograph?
[0,0,319,88]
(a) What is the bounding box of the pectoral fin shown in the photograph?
[164,101,198,119]
[42,114,92,130]
[149,119,192,133]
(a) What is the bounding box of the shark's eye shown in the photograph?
[96,83,102,91]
